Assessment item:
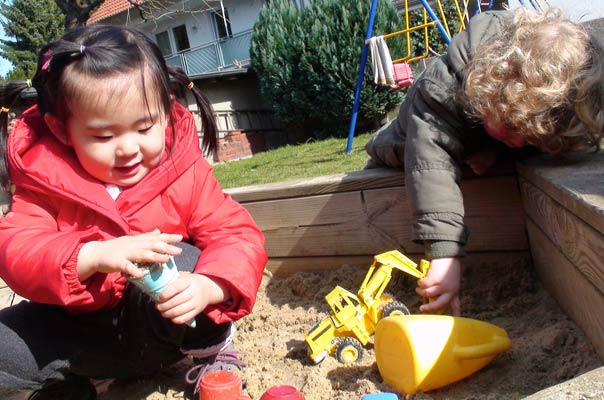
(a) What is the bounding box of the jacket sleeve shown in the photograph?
[402,71,468,258]
[186,160,267,324]
[0,189,126,310]
[400,11,507,259]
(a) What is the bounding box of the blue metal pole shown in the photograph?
[527,0,540,10]
[419,0,451,44]
[345,0,379,154]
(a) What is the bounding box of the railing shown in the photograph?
[214,109,282,136]
[165,29,253,77]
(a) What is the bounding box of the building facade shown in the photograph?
[90,0,280,162]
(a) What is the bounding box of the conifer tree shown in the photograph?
[0,0,65,77]
[251,0,405,136]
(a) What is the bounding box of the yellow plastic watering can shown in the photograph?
[374,315,511,395]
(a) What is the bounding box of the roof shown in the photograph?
[88,0,142,24]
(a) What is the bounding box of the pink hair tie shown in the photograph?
[41,50,52,71]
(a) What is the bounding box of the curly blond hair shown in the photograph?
[461,7,604,154]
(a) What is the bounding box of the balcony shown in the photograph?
[165,29,253,78]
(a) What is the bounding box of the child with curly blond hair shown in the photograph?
[365,7,604,316]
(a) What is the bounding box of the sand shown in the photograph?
[97,256,602,400]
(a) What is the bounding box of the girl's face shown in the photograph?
[483,117,527,148]
[65,73,168,187]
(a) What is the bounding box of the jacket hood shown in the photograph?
[8,101,201,220]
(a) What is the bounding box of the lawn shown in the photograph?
[212,132,373,189]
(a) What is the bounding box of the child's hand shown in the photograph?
[77,229,183,280]
[465,151,496,176]
[416,257,462,316]
[155,273,231,325]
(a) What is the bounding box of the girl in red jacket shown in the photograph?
[0,25,267,400]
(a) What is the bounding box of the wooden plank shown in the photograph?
[245,188,419,257]
[525,366,604,399]
[226,168,405,203]
[526,219,604,358]
[243,176,527,258]
[266,255,375,276]
[226,161,517,203]
[462,176,527,251]
[265,251,532,276]
[520,178,604,293]
[517,153,604,235]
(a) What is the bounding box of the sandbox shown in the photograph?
[1,156,600,399]
[95,157,604,399]
[95,255,601,399]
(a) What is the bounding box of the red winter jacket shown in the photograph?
[0,102,267,324]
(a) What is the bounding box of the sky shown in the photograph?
[1,0,604,77]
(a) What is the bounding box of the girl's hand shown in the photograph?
[77,229,183,280]
[155,273,231,325]
[416,257,462,316]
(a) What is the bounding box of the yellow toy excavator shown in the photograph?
[304,250,430,364]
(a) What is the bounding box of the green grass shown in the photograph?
[213,132,372,189]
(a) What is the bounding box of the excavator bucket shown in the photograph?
[373,250,428,280]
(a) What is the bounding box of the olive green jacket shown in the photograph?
[366,11,511,259]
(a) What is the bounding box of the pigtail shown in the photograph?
[167,66,218,156]
[0,80,33,188]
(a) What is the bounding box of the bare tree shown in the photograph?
[54,0,222,29]
[55,0,105,29]
[126,0,219,24]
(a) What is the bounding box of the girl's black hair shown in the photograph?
[0,24,218,188]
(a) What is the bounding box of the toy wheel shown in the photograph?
[381,300,410,318]
[379,291,395,304]
[335,337,363,364]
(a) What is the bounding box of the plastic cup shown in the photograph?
[200,370,243,400]
[124,256,196,327]
[260,385,305,400]
[361,394,398,400]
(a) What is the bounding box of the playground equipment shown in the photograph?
[346,0,551,154]
[374,314,512,394]
[304,250,430,364]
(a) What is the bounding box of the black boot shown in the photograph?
[27,376,96,400]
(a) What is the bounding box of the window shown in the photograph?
[212,8,233,40]
[155,31,172,56]
[173,25,191,52]
[155,25,191,56]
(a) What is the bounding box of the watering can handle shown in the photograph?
[453,335,511,360]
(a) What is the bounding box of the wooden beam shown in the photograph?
[226,168,406,203]
[519,178,604,293]
[241,175,527,258]
[518,155,604,359]
[526,220,604,358]
[517,154,604,235]
[265,251,532,276]
[226,162,517,203]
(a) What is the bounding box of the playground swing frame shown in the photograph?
[345,0,550,154]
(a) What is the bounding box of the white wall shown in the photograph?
[223,0,264,33]
[134,0,263,51]
[508,0,604,22]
